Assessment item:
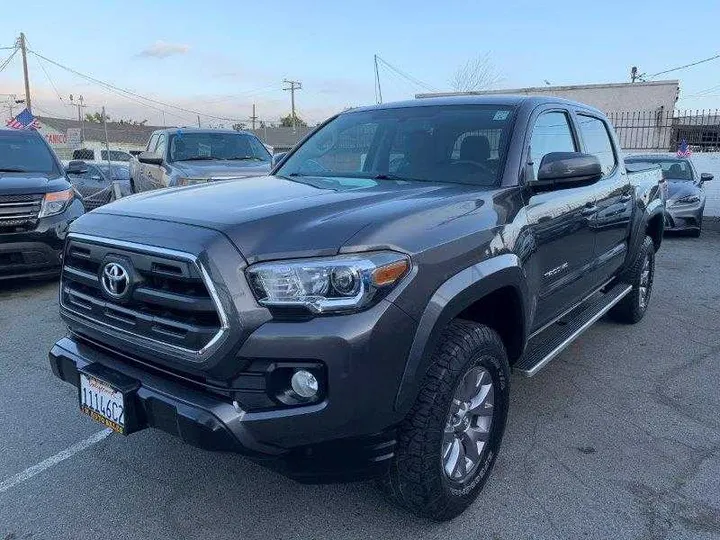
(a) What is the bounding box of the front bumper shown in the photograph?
[0,204,83,280]
[49,297,417,482]
[665,202,704,231]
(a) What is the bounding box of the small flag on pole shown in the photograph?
[676,138,692,157]
[5,108,40,130]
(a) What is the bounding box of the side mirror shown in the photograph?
[700,173,713,183]
[532,152,603,189]
[65,160,88,174]
[272,152,287,167]
[138,152,164,165]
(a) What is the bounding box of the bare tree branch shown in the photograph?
[450,53,502,92]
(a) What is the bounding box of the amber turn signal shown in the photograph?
[372,259,409,287]
[44,188,74,202]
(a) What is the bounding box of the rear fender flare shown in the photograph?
[394,254,529,413]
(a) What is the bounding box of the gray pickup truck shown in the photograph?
[129,128,272,193]
[50,96,664,520]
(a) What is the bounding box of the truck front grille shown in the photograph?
[0,194,43,230]
[60,236,227,357]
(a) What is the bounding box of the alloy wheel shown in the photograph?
[442,366,494,482]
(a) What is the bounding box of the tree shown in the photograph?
[279,113,307,128]
[232,122,247,131]
[449,53,502,92]
[84,111,109,123]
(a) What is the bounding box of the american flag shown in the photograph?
[676,138,692,157]
[5,108,40,130]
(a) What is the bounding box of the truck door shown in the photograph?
[524,109,598,329]
[574,113,632,283]
[144,133,168,190]
[136,133,158,192]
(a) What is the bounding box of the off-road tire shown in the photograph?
[609,235,655,324]
[380,320,510,521]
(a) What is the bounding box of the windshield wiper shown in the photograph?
[226,156,265,161]
[373,173,422,181]
[174,156,220,162]
[0,167,27,172]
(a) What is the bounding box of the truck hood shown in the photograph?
[93,175,488,263]
[173,159,271,179]
[0,173,70,195]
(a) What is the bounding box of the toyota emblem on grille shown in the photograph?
[101,262,130,298]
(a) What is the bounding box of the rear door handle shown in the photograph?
[619,194,632,203]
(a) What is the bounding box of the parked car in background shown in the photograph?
[625,154,713,236]
[129,128,272,193]
[50,96,665,520]
[64,160,131,210]
[0,128,84,280]
[72,148,135,162]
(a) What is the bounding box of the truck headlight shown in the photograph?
[38,188,75,218]
[673,194,700,205]
[247,252,410,314]
[176,177,210,186]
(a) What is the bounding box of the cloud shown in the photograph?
[138,41,190,59]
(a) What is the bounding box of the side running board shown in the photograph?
[515,283,632,377]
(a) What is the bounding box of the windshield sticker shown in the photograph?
[493,111,510,121]
[198,143,211,157]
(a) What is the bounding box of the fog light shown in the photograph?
[290,369,319,398]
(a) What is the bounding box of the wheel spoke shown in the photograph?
[456,369,481,402]
[443,438,461,477]
[451,442,467,479]
[467,383,493,415]
[460,429,481,465]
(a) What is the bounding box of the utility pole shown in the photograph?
[197,115,201,128]
[374,54,383,104]
[162,109,166,127]
[250,103,258,131]
[283,79,302,130]
[19,33,31,112]
[101,106,111,168]
[69,94,86,143]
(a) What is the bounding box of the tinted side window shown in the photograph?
[146,134,158,152]
[577,115,616,176]
[154,135,167,158]
[530,112,576,178]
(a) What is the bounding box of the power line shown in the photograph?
[0,48,18,74]
[375,56,437,93]
[204,85,282,104]
[27,48,248,123]
[649,53,720,78]
[31,50,68,107]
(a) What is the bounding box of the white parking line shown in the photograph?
[0,428,112,494]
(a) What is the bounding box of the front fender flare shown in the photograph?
[394,254,529,413]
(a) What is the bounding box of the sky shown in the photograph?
[1,0,719,128]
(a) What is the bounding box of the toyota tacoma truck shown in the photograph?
[49,96,664,520]
[129,128,272,193]
[1,128,84,280]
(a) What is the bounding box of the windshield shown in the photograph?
[168,132,271,163]
[276,105,515,186]
[626,157,695,181]
[0,130,59,174]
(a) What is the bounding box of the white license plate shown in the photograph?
[79,373,126,433]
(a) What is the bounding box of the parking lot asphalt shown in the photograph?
[1,233,719,540]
